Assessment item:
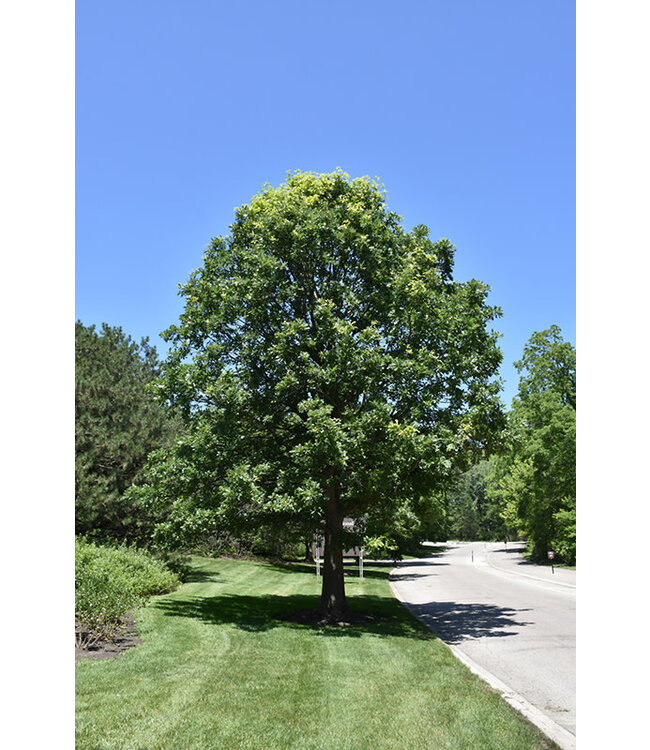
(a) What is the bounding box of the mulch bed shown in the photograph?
[276,608,388,627]
[75,611,143,661]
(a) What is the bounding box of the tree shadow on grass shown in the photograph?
[258,561,391,582]
[267,558,448,581]
[182,567,222,583]
[152,592,432,640]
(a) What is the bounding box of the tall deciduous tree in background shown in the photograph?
[75,321,181,542]
[488,325,576,562]
[144,171,504,619]
[447,458,506,541]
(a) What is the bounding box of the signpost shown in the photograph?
[313,520,364,579]
[547,549,555,574]
[313,541,321,579]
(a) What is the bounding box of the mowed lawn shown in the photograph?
[76,556,559,750]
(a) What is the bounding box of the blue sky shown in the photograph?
[75,0,575,407]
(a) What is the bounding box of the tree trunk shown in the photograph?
[304,540,314,563]
[319,494,347,620]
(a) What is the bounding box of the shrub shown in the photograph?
[552,498,576,565]
[75,538,179,647]
[363,535,401,561]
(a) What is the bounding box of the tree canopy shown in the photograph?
[75,321,181,542]
[141,170,505,618]
[488,325,576,562]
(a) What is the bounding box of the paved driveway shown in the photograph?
[390,542,576,749]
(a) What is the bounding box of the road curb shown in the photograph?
[389,572,576,750]
[482,547,576,590]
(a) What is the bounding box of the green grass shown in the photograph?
[76,556,559,750]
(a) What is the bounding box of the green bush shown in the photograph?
[552,498,576,565]
[75,538,179,647]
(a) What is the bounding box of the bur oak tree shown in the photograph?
[147,171,504,619]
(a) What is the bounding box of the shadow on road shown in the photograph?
[392,558,450,568]
[407,601,533,644]
[388,572,438,582]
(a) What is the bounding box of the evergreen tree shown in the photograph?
[75,321,181,542]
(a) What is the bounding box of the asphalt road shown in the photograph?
[390,541,576,747]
